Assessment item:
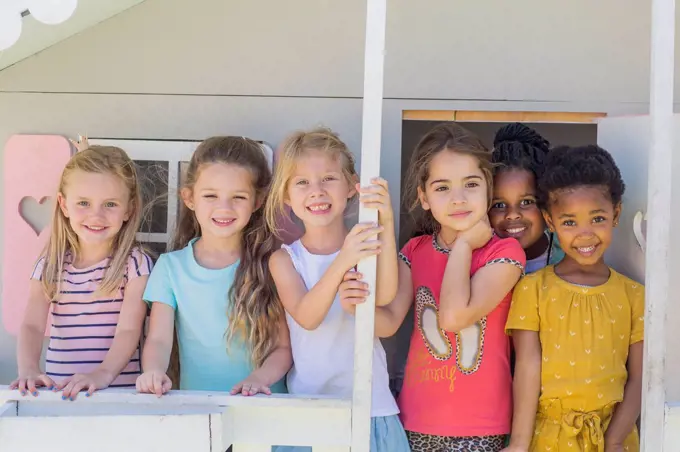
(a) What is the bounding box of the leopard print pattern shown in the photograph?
[484,257,525,275]
[431,234,526,276]
[432,234,450,254]
[406,431,506,452]
[398,252,411,268]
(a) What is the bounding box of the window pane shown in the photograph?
[135,160,169,234]
[143,241,169,263]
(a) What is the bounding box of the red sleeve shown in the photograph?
[399,238,416,268]
[480,236,526,273]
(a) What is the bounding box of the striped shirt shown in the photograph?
[31,248,153,387]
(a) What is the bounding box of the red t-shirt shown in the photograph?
[397,234,525,437]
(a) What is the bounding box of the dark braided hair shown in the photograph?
[537,144,625,210]
[492,123,550,178]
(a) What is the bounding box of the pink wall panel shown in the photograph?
[2,135,72,335]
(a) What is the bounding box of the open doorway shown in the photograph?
[385,112,600,397]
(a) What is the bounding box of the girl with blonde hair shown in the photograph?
[12,138,152,400]
[267,127,409,452]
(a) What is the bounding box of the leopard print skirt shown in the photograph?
[406,431,506,452]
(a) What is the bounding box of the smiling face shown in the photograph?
[182,162,257,241]
[544,186,620,266]
[285,150,356,229]
[417,150,489,235]
[489,168,546,251]
[57,170,132,248]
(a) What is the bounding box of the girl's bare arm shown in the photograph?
[12,280,53,394]
[604,341,643,447]
[506,330,542,450]
[439,240,522,332]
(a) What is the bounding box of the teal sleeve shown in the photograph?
[142,254,177,310]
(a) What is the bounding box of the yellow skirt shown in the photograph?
[530,399,639,452]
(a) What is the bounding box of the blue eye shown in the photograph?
[77,201,89,207]
[105,202,117,208]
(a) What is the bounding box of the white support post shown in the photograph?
[642,0,675,450]
[352,0,387,451]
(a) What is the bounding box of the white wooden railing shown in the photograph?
[0,387,353,451]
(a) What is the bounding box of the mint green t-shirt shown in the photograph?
[143,238,286,393]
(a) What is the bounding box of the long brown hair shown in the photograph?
[41,146,143,299]
[403,122,494,236]
[172,136,283,368]
[265,127,358,237]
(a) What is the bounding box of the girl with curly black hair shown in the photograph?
[490,123,564,273]
[503,145,644,452]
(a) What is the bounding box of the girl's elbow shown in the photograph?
[20,322,45,339]
[439,311,470,333]
[286,307,321,330]
[297,318,322,331]
[376,295,395,307]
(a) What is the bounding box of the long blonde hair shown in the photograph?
[265,127,358,237]
[40,146,143,299]
[172,136,282,367]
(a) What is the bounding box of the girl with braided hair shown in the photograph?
[489,123,564,273]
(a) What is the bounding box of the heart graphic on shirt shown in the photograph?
[416,286,452,361]
[19,196,53,235]
[415,286,485,375]
[455,320,484,374]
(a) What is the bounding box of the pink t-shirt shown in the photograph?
[31,248,153,387]
[397,234,525,437]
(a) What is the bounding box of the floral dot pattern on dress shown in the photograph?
[505,266,644,451]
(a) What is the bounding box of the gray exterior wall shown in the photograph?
[0,0,670,384]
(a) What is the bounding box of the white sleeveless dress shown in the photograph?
[275,240,409,452]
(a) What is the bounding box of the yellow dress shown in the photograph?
[506,266,645,452]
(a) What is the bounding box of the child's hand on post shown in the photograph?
[336,222,383,272]
[10,370,55,397]
[57,369,114,400]
[456,216,493,251]
[357,177,393,226]
[68,134,90,152]
[230,373,271,397]
[136,370,172,397]
[338,270,370,315]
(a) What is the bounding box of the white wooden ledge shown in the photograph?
[0,386,352,452]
